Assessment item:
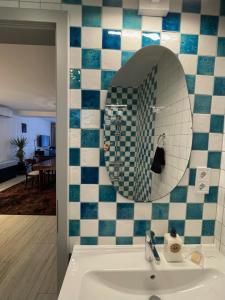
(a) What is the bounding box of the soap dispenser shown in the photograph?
[164,228,183,262]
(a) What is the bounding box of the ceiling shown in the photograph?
[0,21,56,115]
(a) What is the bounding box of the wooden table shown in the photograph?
[33,159,56,189]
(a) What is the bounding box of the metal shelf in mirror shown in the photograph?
[104,45,192,202]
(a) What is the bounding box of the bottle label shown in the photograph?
[170,243,181,253]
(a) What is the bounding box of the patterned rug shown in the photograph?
[0,181,56,215]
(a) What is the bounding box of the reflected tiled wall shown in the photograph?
[1,0,224,252]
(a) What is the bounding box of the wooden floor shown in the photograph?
[0,215,57,300]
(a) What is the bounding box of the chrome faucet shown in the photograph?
[145,230,160,264]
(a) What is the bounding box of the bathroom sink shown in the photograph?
[59,245,225,300]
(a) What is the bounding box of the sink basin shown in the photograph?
[59,245,225,300]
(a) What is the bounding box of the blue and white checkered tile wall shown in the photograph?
[66,0,225,250]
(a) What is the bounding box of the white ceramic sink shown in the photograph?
[59,245,225,300]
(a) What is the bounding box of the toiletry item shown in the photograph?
[185,246,204,268]
[191,251,203,265]
[164,229,183,262]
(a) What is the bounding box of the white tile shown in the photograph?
[81,69,101,89]
[134,203,152,219]
[62,4,81,26]
[201,236,214,244]
[190,150,208,168]
[218,187,225,206]
[69,237,80,252]
[41,0,61,3]
[133,237,145,244]
[121,30,142,51]
[215,58,225,76]
[116,192,133,203]
[81,27,102,49]
[221,152,225,170]
[81,110,100,128]
[179,169,189,186]
[201,0,220,15]
[221,225,225,245]
[69,166,81,184]
[185,220,202,236]
[208,133,223,151]
[80,184,99,202]
[195,75,214,95]
[141,16,162,31]
[70,128,81,148]
[161,32,180,54]
[215,220,222,241]
[219,169,225,187]
[99,166,112,185]
[70,48,81,69]
[102,7,122,29]
[100,90,107,109]
[151,220,168,236]
[198,35,217,56]
[211,96,225,115]
[41,3,61,9]
[193,113,210,132]
[80,220,98,236]
[99,203,116,219]
[203,203,217,219]
[180,13,200,34]
[98,237,116,245]
[70,89,81,109]
[169,0,182,12]
[82,0,102,5]
[169,203,186,219]
[210,169,220,186]
[20,1,40,8]
[187,186,204,203]
[223,134,225,152]
[116,220,133,236]
[179,54,197,75]
[101,49,121,70]
[69,202,80,219]
[123,0,139,9]
[218,17,225,37]
[80,148,99,166]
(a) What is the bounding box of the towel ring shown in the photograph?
[157,133,166,146]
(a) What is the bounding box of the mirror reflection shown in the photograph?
[104,45,192,202]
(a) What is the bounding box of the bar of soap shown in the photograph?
[191,251,202,265]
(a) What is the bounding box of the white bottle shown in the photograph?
[164,229,183,262]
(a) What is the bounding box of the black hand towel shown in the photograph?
[151,147,165,174]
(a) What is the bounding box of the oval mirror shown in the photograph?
[104,45,192,202]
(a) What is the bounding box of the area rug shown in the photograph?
[0,181,56,215]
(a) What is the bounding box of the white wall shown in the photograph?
[0,115,52,163]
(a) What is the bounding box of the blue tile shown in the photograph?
[202,220,215,236]
[185,75,196,94]
[81,129,99,148]
[82,49,101,69]
[184,236,201,244]
[214,77,225,95]
[101,70,116,90]
[218,37,225,56]
[162,13,181,32]
[186,203,203,219]
[204,187,218,203]
[82,6,101,27]
[99,220,116,236]
[123,9,141,30]
[82,90,100,109]
[70,27,81,47]
[210,115,224,133]
[134,220,150,236]
[121,51,135,65]
[70,68,81,89]
[207,151,221,169]
[182,0,201,13]
[80,237,98,245]
[200,15,219,35]
[189,169,196,186]
[100,148,105,166]
[193,95,211,114]
[81,167,99,184]
[70,109,80,128]
[168,220,185,236]
[99,185,116,202]
[221,0,225,15]
[192,133,208,150]
[142,32,160,47]
[170,186,188,203]
[69,185,80,202]
[69,220,80,236]
[155,237,164,244]
[102,29,121,50]
[152,203,169,220]
[81,203,98,219]
[116,237,133,245]
[117,203,134,219]
[103,0,122,7]
[180,34,198,54]
[69,148,80,166]
[197,56,215,75]
[62,0,81,4]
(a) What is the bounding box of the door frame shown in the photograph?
[0,8,69,290]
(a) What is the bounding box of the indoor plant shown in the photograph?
[10,137,28,173]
